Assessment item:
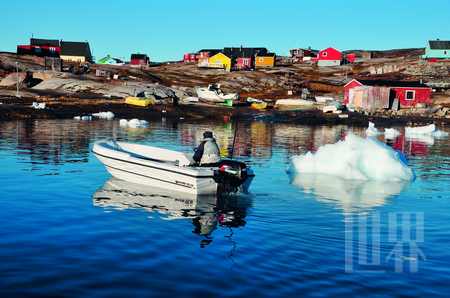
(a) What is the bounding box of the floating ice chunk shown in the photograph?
[384,128,401,140]
[120,118,148,127]
[128,118,142,127]
[74,116,81,120]
[92,111,115,119]
[431,130,449,137]
[287,132,416,182]
[405,124,435,135]
[365,122,382,136]
[81,116,91,120]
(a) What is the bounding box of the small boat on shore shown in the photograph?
[275,98,316,108]
[92,139,254,194]
[195,84,239,106]
[246,97,268,109]
[125,96,155,107]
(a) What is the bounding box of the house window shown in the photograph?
[259,58,264,62]
[243,59,248,65]
[68,58,73,61]
[323,52,327,57]
[445,51,448,55]
[215,60,221,64]
[50,47,56,53]
[77,58,82,63]
[406,90,415,100]
[35,46,41,53]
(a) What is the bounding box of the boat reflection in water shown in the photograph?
[287,173,411,213]
[92,178,252,246]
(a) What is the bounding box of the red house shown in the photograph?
[344,79,431,109]
[17,38,61,57]
[311,47,341,66]
[130,53,149,66]
[183,53,196,63]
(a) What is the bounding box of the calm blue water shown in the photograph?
[1,118,449,297]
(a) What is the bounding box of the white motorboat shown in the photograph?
[92,139,254,195]
[195,84,239,105]
[275,98,316,108]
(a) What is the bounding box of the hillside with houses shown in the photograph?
[1,37,450,121]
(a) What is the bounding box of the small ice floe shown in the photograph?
[405,124,435,135]
[32,102,46,109]
[365,121,382,136]
[287,132,416,182]
[405,124,449,137]
[401,256,424,262]
[74,115,92,120]
[92,111,115,119]
[120,118,148,127]
[431,130,449,137]
[384,128,401,140]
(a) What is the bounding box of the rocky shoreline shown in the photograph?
[2,50,450,127]
[1,91,449,128]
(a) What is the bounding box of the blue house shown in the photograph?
[420,39,450,60]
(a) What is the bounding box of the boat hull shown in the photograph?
[93,140,218,194]
[195,86,239,103]
[92,140,254,195]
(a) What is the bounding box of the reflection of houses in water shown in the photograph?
[311,125,347,152]
[92,178,252,246]
[0,119,118,165]
[288,173,411,213]
[386,134,430,157]
[250,122,272,160]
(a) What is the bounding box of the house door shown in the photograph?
[348,89,355,107]
[354,90,363,107]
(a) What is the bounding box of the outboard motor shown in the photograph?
[216,160,248,193]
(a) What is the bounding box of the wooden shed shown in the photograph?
[45,57,63,71]
[344,79,431,109]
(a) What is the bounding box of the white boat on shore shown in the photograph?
[92,139,254,194]
[275,98,316,108]
[195,84,239,105]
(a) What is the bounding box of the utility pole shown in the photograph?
[15,61,21,98]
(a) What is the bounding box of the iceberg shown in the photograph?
[92,111,115,119]
[405,124,436,135]
[405,124,449,137]
[287,132,416,182]
[384,128,401,140]
[365,121,382,136]
[120,118,148,127]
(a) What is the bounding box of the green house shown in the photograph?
[98,55,123,65]
[420,39,450,60]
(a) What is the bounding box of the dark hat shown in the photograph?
[203,131,213,138]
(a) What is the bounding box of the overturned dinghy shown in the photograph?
[92,139,254,194]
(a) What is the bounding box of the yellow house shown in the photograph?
[60,41,93,63]
[208,52,231,70]
[255,52,276,67]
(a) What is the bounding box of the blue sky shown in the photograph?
[1,0,449,62]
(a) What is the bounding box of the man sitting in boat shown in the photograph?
[190,131,222,167]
